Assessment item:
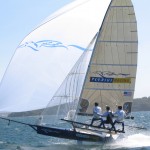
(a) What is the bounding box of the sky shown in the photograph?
[0,0,150,99]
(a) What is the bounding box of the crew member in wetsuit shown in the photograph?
[98,106,114,129]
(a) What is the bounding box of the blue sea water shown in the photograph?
[0,111,150,150]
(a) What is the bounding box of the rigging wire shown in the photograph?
[40,33,97,124]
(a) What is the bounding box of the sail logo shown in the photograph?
[90,77,113,83]
[92,71,130,78]
[113,78,131,83]
[18,40,86,51]
[90,77,131,83]
[90,71,131,83]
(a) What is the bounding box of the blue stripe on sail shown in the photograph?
[90,77,113,83]
[68,45,87,51]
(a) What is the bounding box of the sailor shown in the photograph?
[98,106,114,129]
[112,105,126,132]
[90,102,102,126]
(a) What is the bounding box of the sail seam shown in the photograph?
[90,63,137,66]
[111,6,133,8]
[97,40,138,43]
[105,22,137,23]
[83,88,134,91]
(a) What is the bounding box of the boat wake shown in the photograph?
[122,134,150,147]
[104,133,150,149]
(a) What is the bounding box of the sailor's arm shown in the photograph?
[100,112,108,117]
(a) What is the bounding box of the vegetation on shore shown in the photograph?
[5,97,149,117]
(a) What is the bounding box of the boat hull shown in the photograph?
[36,125,112,142]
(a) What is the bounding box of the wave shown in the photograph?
[104,134,150,150]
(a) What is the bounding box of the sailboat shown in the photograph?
[0,0,138,143]
[34,0,138,142]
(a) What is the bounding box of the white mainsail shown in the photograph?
[0,0,111,112]
[40,0,138,127]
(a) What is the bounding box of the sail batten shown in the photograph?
[83,88,134,91]
[104,22,136,23]
[110,6,133,8]
[91,64,137,66]
[98,41,138,43]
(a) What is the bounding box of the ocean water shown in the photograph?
[0,111,150,150]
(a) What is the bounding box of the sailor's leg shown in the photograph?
[98,122,102,128]
[122,122,125,131]
[112,120,117,132]
[110,122,115,131]
[99,118,103,124]
[90,118,94,125]
[99,119,105,128]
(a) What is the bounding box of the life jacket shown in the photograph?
[106,111,113,124]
